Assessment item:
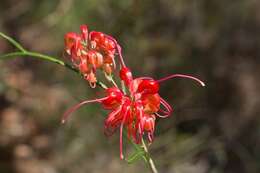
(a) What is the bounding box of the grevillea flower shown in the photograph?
[62,66,205,159]
[118,67,205,145]
[64,25,124,87]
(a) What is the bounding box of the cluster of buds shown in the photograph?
[64,25,120,87]
[63,25,205,159]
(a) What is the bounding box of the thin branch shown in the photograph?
[0,51,78,73]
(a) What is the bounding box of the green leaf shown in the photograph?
[0,32,26,52]
[127,148,145,164]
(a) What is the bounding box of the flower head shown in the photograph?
[119,67,205,145]
[62,65,204,159]
[64,25,123,87]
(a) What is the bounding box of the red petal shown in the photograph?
[80,25,89,42]
[137,79,159,94]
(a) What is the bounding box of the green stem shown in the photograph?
[0,51,110,89]
[141,139,158,173]
[0,51,78,73]
[97,81,108,89]
[104,74,118,88]
[0,32,77,73]
[110,77,118,87]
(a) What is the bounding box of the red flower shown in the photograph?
[64,25,125,87]
[62,24,206,160]
[62,66,205,159]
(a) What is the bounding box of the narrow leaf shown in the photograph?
[0,32,26,52]
[127,149,145,164]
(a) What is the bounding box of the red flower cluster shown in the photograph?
[62,25,205,159]
[64,25,122,87]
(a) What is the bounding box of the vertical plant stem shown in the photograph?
[141,139,158,173]
[110,76,118,87]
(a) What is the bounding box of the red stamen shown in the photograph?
[156,74,205,87]
[61,97,108,124]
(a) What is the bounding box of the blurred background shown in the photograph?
[0,0,260,173]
